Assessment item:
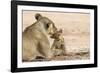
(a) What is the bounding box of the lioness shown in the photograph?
[50,29,66,57]
[22,13,57,62]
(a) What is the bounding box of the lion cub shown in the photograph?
[50,29,66,57]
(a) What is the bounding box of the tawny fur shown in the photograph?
[22,13,57,62]
[50,29,66,57]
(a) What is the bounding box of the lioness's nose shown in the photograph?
[49,32,53,35]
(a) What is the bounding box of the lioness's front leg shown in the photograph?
[38,40,53,60]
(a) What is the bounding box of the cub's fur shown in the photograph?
[51,29,66,57]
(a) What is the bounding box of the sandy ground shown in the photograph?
[52,53,90,61]
[51,35,90,61]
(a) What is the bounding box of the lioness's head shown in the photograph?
[35,13,57,36]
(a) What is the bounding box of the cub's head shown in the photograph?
[50,29,62,40]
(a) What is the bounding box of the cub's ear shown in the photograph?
[59,29,62,33]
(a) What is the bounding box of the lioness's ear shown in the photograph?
[35,13,42,20]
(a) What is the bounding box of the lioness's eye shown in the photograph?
[46,24,49,28]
